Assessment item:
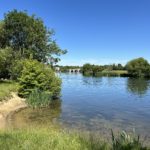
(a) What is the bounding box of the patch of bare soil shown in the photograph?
[0,93,27,129]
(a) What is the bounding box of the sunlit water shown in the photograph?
[8,73,150,139]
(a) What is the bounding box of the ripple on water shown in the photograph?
[8,74,150,142]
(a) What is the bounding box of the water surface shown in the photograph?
[9,73,150,139]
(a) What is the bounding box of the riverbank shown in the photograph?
[0,127,149,150]
[0,92,27,129]
[82,70,129,77]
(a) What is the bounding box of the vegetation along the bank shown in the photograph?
[0,80,17,101]
[0,10,66,107]
[59,57,150,77]
[0,9,150,150]
[82,58,150,77]
[0,128,149,150]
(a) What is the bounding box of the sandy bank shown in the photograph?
[0,93,27,129]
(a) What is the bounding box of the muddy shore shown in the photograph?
[0,93,27,129]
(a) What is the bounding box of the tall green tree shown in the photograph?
[82,63,93,75]
[0,47,13,78]
[126,57,150,77]
[0,10,66,63]
[0,21,6,48]
[92,65,103,76]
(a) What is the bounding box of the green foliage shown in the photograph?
[112,64,124,70]
[9,59,25,80]
[126,57,150,77]
[18,59,61,99]
[0,47,13,78]
[82,63,103,76]
[0,80,18,101]
[27,88,52,108]
[101,70,128,77]
[92,65,104,76]
[0,128,108,150]
[82,63,127,77]
[82,63,93,75]
[82,58,150,77]
[0,21,6,48]
[111,130,147,150]
[0,129,149,150]
[0,9,66,64]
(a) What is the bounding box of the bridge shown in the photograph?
[69,69,81,73]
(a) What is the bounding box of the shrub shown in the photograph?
[18,59,61,100]
[126,58,150,77]
[0,47,13,79]
[10,59,25,80]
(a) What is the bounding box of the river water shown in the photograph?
[8,73,150,139]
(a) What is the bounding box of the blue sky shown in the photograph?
[0,0,150,66]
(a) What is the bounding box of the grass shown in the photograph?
[83,70,129,77]
[0,80,18,101]
[0,128,108,150]
[101,70,128,77]
[0,128,149,150]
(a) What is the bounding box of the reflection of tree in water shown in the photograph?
[9,100,62,128]
[127,78,150,96]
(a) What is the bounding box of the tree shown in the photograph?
[0,47,13,78]
[82,63,93,75]
[82,64,104,76]
[0,21,6,48]
[18,59,61,98]
[112,63,124,70]
[92,65,103,76]
[117,63,124,70]
[0,10,66,63]
[126,57,150,77]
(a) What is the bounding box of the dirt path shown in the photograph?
[0,93,27,129]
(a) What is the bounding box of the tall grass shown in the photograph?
[0,80,18,101]
[100,70,128,77]
[27,88,52,108]
[0,128,149,150]
[111,130,148,150]
[0,128,109,150]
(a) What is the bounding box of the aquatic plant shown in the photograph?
[27,88,52,108]
[111,130,148,150]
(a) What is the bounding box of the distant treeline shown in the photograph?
[56,65,81,72]
[58,57,150,78]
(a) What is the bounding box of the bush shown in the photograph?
[18,59,61,101]
[9,59,25,80]
[126,58,150,77]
